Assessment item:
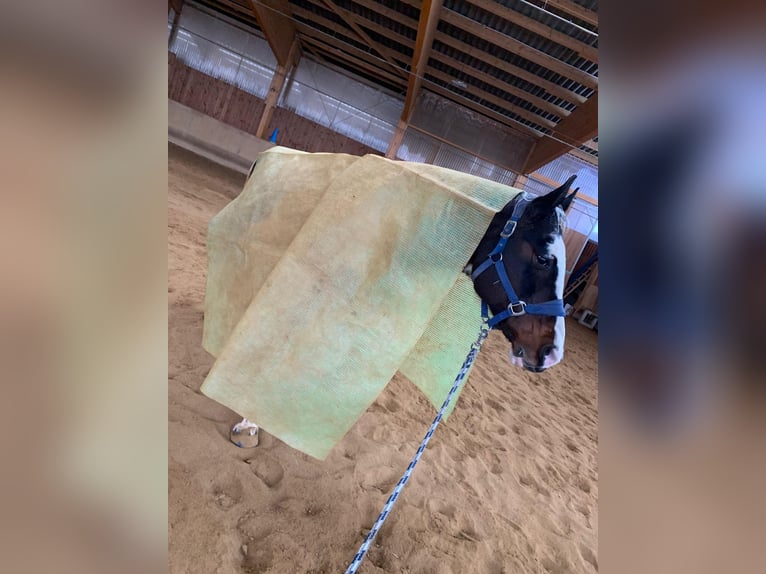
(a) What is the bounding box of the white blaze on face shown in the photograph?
[544,208,567,368]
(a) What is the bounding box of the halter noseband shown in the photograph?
[471,193,566,329]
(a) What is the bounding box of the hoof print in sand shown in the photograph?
[241,545,273,574]
[210,478,243,511]
[248,455,284,488]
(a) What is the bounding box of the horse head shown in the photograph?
[466,176,579,372]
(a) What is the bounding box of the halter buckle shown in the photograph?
[508,301,527,316]
[500,220,517,238]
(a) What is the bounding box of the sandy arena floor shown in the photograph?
[168,143,598,574]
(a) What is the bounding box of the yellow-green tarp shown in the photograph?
[201,147,520,459]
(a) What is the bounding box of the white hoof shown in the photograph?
[230,418,259,448]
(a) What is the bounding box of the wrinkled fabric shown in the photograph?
[201,147,520,459]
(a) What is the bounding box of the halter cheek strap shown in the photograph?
[471,194,566,329]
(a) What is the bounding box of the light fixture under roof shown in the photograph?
[450,79,467,89]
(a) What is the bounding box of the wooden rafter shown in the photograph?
[316,0,409,76]
[431,54,569,118]
[341,0,586,106]
[390,0,597,89]
[332,0,586,107]
[211,0,254,18]
[248,0,299,67]
[291,5,409,74]
[196,0,599,172]
[441,9,597,89]
[569,147,598,166]
[296,26,404,82]
[301,0,414,53]
[299,1,565,129]
[208,1,595,107]
[300,34,407,88]
[433,31,586,105]
[467,0,597,63]
[522,92,598,173]
[425,67,556,129]
[351,0,418,28]
[542,0,598,27]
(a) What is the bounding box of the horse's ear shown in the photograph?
[559,188,579,212]
[539,174,577,207]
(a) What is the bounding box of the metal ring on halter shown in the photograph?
[508,301,526,316]
[500,220,517,237]
[490,252,503,263]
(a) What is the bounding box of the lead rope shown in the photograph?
[344,315,490,574]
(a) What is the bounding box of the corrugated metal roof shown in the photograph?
[196,0,599,159]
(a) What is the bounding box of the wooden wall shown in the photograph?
[572,239,598,274]
[168,53,380,156]
[563,228,589,277]
[268,107,380,155]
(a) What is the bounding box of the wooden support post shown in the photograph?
[255,41,299,139]
[386,120,408,159]
[387,0,442,160]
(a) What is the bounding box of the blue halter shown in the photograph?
[471,194,566,329]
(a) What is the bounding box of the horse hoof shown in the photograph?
[230,420,259,448]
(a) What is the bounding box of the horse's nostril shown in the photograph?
[540,345,554,358]
[513,347,524,358]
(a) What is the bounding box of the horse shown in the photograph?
[230,176,579,445]
[465,176,578,372]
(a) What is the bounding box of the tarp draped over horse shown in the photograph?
[201,147,521,459]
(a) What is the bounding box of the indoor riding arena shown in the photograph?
[168,1,599,573]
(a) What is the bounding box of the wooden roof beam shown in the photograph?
[296,24,405,81]
[326,0,586,105]
[522,92,598,173]
[248,0,299,67]
[425,67,556,130]
[213,0,255,18]
[300,35,408,88]
[441,8,598,90]
[430,35,583,107]
[467,0,597,63]
[542,0,598,28]
[351,0,419,29]
[300,0,586,109]
[431,54,569,118]
[570,147,598,166]
[316,0,410,77]
[291,6,409,75]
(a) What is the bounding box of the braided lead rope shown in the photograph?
[344,320,490,574]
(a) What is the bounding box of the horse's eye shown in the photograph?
[537,255,551,267]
